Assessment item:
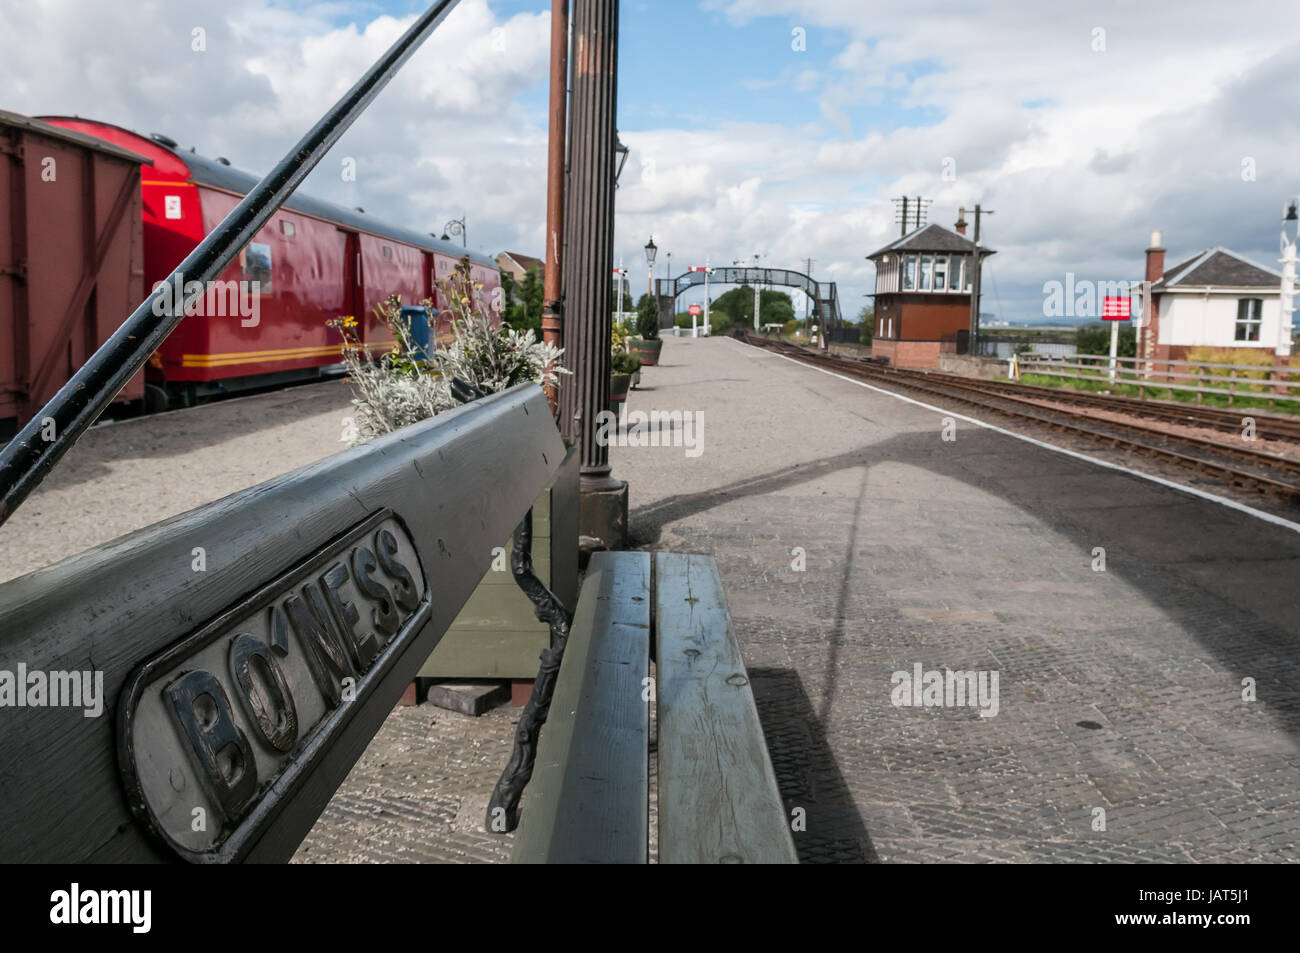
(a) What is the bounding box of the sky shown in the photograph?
[3,0,1299,323]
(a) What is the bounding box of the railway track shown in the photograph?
[742,333,1300,505]
[939,369,1300,442]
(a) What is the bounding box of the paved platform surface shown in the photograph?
[612,335,1300,862]
[9,337,1297,863]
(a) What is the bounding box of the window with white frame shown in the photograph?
[934,255,948,291]
[903,254,916,290]
[1235,298,1263,342]
[920,254,933,291]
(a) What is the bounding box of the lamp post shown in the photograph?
[704,260,712,336]
[644,236,657,299]
[1280,198,1298,359]
[441,216,467,248]
[612,262,628,323]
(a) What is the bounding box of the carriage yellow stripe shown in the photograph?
[180,339,396,368]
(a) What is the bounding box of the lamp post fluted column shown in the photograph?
[557,0,625,549]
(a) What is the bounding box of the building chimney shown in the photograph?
[955,206,968,236]
[1145,228,1165,284]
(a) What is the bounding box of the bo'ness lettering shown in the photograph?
[119,511,428,858]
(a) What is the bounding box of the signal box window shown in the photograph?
[1235,298,1262,342]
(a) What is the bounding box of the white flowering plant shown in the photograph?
[329,257,566,445]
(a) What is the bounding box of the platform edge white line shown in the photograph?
[741,340,1300,535]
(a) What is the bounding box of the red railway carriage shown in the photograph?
[42,117,500,407]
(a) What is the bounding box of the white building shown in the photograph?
[1136,233,1291,361]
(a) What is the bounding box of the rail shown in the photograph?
[0,0,463,526]
[1020,352,1300,408]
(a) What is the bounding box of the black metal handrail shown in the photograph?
[0,0,462,526]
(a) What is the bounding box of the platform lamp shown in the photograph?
[1279,197,1299,359]
[614,135,630,188]
[441,216,466,248]
[644,236,657,299]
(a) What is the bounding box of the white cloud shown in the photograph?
[4,0,1300,326]
[626,0,1300,322]
[0,0,551,261]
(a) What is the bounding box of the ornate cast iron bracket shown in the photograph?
[448,379,573,833]
[485,506,572,832]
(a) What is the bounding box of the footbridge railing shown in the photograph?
[655,266,843,330]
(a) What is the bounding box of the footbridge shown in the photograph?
[653,266,843,333]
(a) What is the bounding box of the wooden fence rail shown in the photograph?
[1020,352,1300,407]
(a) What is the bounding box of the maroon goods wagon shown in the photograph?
[0,110,148,438]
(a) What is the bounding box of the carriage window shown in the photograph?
[383,245,394,260]
[241,242,272,294]
[280,220,295,237]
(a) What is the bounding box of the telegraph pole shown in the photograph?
[968,203,994,354]
[892,196,932,236]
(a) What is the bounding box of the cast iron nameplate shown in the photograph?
[117,508,430,862]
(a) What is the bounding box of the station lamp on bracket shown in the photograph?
[614,135,629,188]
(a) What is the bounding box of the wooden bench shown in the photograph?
[0,383,565,862]
[510,551,797,864]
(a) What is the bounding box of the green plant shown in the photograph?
[611,319,630,354]
[504,266,544,335]
[328,258,565,445]
[1076,322,1135,357]
[857,306,874,345]
[611,351,641,375]
[635,293,659,340]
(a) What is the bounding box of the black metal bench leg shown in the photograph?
[445,379,574,833]
[486,507,572,832]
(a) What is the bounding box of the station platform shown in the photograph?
[5,335,1297,863]
[608,335,1300,862]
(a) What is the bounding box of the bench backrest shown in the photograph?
[0,382,562,862]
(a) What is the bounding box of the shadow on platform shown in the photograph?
[750,666,879,863]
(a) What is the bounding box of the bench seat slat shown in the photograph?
[511,551,651,863]
[654,553,797,864]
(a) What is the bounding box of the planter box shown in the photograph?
[630,338,663,366]
[419,442,579,678]
[610,372,631,404]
